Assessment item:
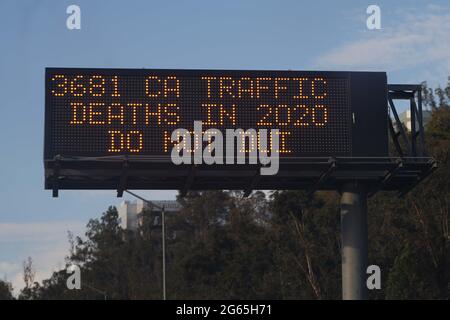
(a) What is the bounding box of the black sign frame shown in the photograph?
[45,68,388,160]
[44,68,408,194]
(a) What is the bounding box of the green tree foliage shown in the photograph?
[269,191,341,299]
[25,81,449,300]
[18,257,40,300]
[0,280,14,300]
[370,80,449,299]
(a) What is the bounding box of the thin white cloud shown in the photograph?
[0,261,20,275]
[0,221,84,242]
[316,11,450,85]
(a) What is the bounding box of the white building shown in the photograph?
[118,200,181,231]
[398,110,431,131]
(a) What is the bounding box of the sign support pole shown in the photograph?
[340,181,368,300]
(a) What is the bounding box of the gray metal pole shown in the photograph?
[340,182,368,300]
[162,205,166,300]
[124,190,167,300]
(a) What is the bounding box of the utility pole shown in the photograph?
[161,204,166,301]
[340,182,368,300]
[125,190,167,300]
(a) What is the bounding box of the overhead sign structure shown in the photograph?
[44,68,398,192]
[44,68,438,303]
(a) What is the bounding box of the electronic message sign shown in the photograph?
[44,68,388,191]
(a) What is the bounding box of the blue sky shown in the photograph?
[1,0,449,292]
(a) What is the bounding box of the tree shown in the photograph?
[18,257,39,300]
[269,190,341,299]
[369,80,449,299]
[0,280,14,300]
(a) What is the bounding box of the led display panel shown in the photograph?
[45,68,388,160]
